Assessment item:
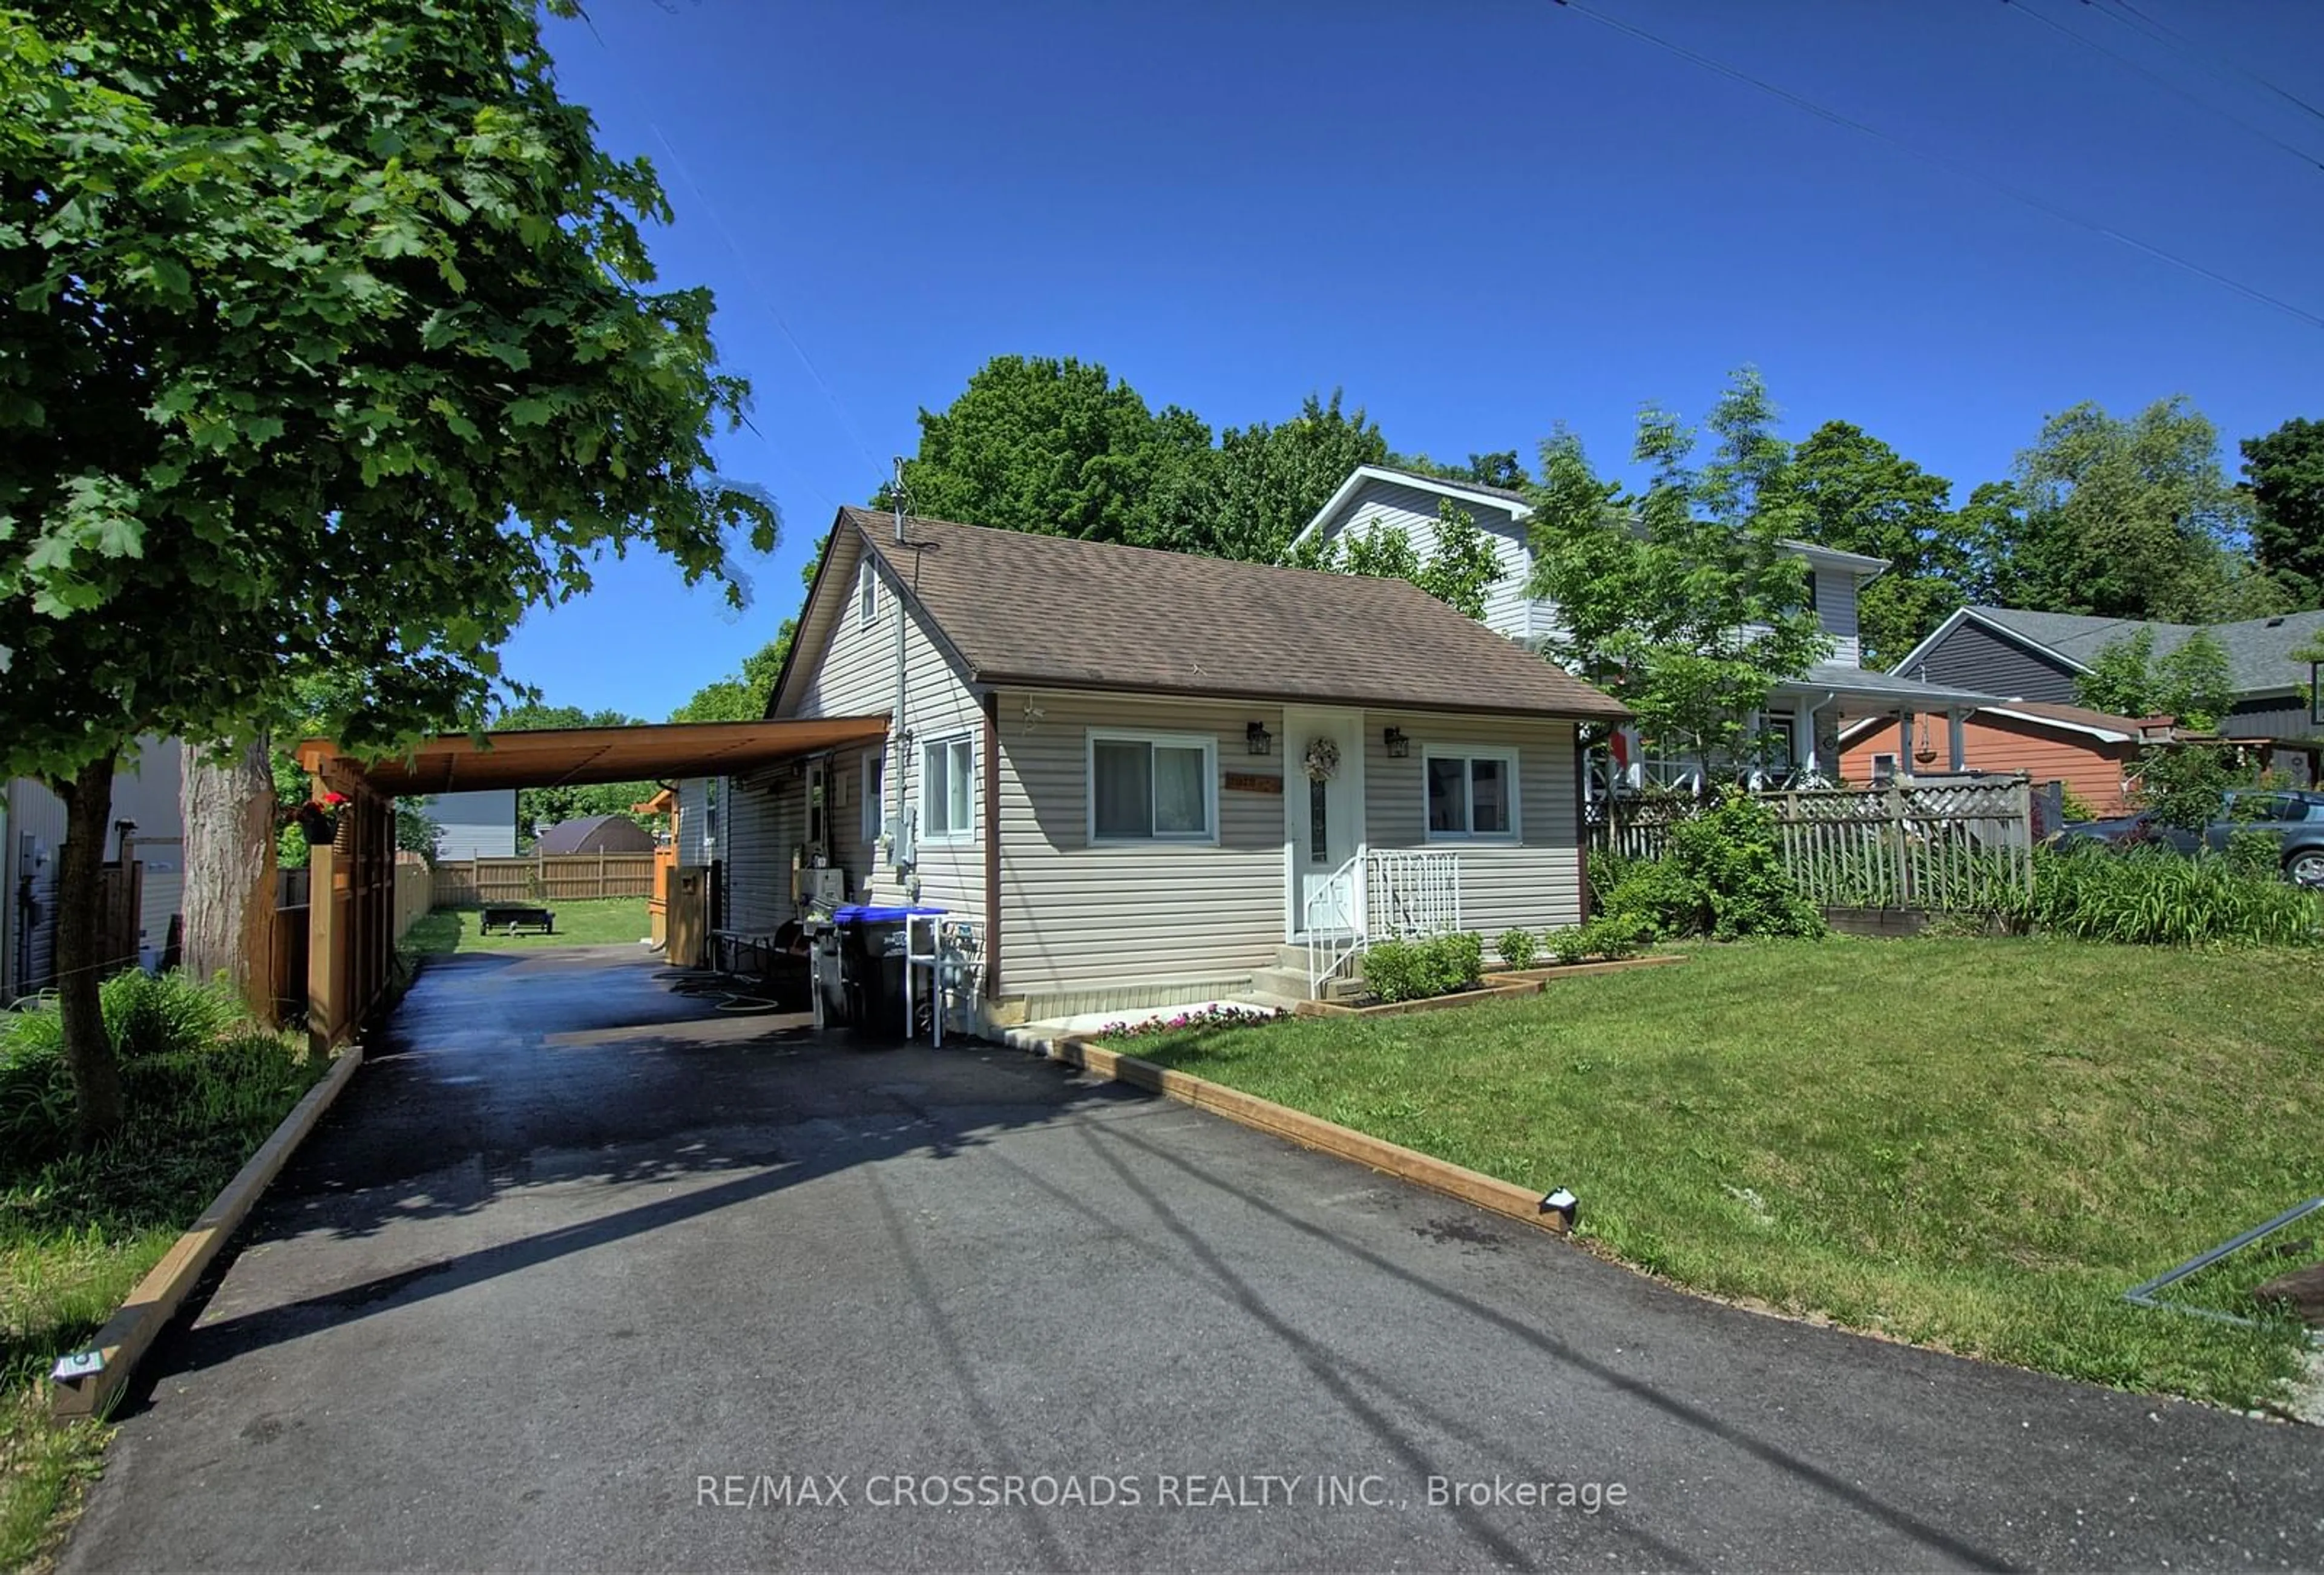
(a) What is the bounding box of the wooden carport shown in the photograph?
[294,715,887,1051]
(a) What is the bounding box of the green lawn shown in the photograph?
[403,898,652,956]
[2,978,333,1570]
[1131,937,2323,1410]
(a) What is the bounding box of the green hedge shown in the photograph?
[1361,932,1485,1003]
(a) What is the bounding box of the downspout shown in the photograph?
[982,690,1001,999]
[890,464,910,901]
[1807,691,1837,775]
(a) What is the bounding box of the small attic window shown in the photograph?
[858,557,878,625]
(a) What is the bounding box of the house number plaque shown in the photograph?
[1222,772,1283,795]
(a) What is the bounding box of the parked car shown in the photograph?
[2061,789,2324,887]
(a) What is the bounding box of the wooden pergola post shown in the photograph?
[306,781,397,1056]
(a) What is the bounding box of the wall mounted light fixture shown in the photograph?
[1246,722,1273,757]
[1383,726,1410,758]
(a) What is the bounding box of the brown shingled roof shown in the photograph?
[838,507,1626,721]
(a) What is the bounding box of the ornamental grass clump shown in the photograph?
[2017,844,2322,948]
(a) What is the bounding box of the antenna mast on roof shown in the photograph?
[892,455,906,542]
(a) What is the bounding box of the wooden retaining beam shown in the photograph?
[51,1045,365,1420]
[1042,1036,1572,1239]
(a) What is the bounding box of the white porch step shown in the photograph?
[1274,941,1355,971]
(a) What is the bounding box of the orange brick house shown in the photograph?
[1838,702,2159,815]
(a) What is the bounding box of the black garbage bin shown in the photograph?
[832,905,944,1038]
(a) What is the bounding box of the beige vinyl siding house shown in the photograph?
[993,690,1286,996]
[734,505,1626,1021]
[787,527,988,922]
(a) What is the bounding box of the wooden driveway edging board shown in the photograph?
[1296,953,1687,1018]
[1043,1034,1570,1238]
[50,1045,366,1421]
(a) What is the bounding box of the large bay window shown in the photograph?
[1089,732,1217,844]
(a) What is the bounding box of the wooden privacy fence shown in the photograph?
[431,852,656,906]
[1589,775,2037,913]
[392,853,431,939]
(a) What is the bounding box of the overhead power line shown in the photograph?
[2090,0,2324,130]
[565,13,882,508]
[1545,0,2324,330]
[2001,0,2324,176]
[645,122,887,490]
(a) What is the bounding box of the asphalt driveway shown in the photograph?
[62,947,2324,1571]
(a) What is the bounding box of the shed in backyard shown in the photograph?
[533,813,658,856]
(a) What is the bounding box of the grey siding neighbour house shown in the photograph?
[1899,619,2081,705]
[1814,569,1862,667]
[1319,478,1543,639]
[1894,607,2324,760]
[424,789,518,860]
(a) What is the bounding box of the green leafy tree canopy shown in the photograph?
[2240,416,2324,608]
[1528,369,1832,775]
[0,0,777,1136]
[879,355,1210,550]
[2010,398,2274,624]
[2074,629,2236,731]
[1783,419,1965,666]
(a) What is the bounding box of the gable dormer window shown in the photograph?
[858,557,878,625]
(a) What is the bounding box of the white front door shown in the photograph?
[1284,706,1365,935]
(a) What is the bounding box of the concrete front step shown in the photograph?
[1250,964,1367,1004]
[1273,941,1357,972]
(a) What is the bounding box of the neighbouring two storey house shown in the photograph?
[1294,465,2000,788]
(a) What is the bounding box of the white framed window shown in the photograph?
[1757,715,1796,774]
[1088,731,1217,844]
[1423,747,1518,841]
[919,733,974,842]
[1870,753,1899,784]
[858,557,878,625]
[861,751,884,843]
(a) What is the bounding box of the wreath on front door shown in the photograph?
[1302,737,1340,783]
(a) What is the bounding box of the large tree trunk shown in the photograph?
[181,738,279,1021]
[51,754,124,1144]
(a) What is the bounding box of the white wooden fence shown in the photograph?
[1589,776,2036,913]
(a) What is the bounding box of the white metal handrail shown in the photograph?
[1303,849,1463,998]
[1303,853,1364,999]
[1364,849,1462,939]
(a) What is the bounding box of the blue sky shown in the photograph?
[503,0,2324,719]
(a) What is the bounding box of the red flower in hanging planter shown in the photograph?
[323,791,350,805]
